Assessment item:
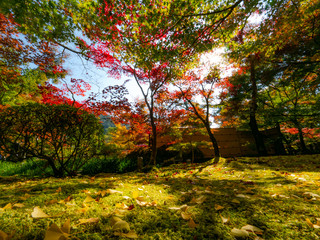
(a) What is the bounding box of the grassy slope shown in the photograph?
[1,155,320,239]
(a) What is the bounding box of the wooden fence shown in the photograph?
[157,127,283,158]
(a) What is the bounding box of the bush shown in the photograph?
[0,159,53,177]
[0,103,104,177]
[81,156,137,175]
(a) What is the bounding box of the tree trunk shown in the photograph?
[47,158,63,177]
[204,124,220,164]
[248,55,268,156]
[150,121,158,166]
[292,118,309,154]
[273,122,287,155]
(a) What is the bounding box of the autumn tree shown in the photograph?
[0,103,104,177]
[171,66,222,163]
[219,0,320,154]
[0,13,67,105]
[78,0,257,165]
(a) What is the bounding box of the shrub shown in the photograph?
[81,156,137,175]
[0,159,53,177]
[0,103,104,177]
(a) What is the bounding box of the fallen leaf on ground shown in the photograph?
[61,219,71,234]
[0,230,11,240]
[31,207,50,218]
[44,221,70,240]
[168,204,188,211]
[188,218,198,228]
[46,200,58,205]
[303,192,320,198]
[181,212,192,220]
[19,194,31,201]
[83,195,95,203]
[132,191,139,199]
[97,190,108,197]
[12,203,24,208]
[167,195,174,200]
[306,218,320,228]
[190,195,206,204]
[231,199,240,204]
[110,216,122,226]
[114,230,138,238]
[220,215,230,224]
[110,216,130,232]
[0,203,12,211]
[135,199,156,207]
[230,228,249,238]
[78,218,99,225]
[241,224,264,234]
[215,204,224,211]
[107,189,123,194]
[236,194,250,198]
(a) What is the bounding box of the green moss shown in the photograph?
[1,154,320,239]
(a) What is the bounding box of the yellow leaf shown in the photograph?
[31,207,50,218]
[114,230,138,239]
[230,228,249,238]
[136,199,148,206]
[220,215,230,224]
[19,193,30,201]
[113,220,130,232]
[0,203,12,211]
[44,223,70,240]
[181,212,192,220]
[136,196,145,201]
[188,218,198,228]
[56,187,62,193]
[97,190,107,197]
[77,207,88,214]
[306,218,320,229]
[241,225,263,234]
[231,199,240,204]
[214,204,224,211]
[180,205,189,212]
[46,200,58,205]
[0,230,11,240]
[12,203,24,208]
[110,216,122,226]
[114,209,127,216]
[167,195,174,200]
[78,218,99,225]
[61,219,71,234]
[306,218,314,228]
[107,189,123,194]
[190,195,206,204]
[132,191,139,199]
[150,200,157,206]
[83,195,95,203]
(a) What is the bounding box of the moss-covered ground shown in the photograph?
[1,154,320,239]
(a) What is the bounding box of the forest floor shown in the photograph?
[1,154,320,239]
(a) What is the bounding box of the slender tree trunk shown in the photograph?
[248,55,268,156]
[204,124,220,164]
[150,118,158,166]
[292,118,309,154]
